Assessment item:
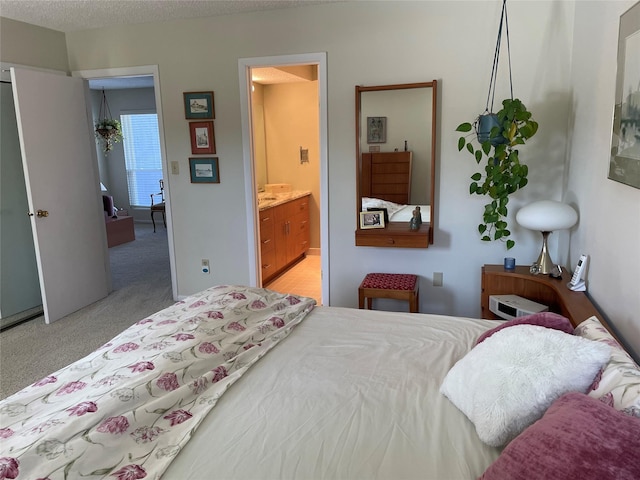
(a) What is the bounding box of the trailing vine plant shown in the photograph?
[456,98,538,249]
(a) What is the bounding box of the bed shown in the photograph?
[362,196,431,223]
[1,286,639,480]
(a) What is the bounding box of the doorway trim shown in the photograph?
[72,65,178,301]
[238,53,329,305]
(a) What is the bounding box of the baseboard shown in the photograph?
[307,248,320,256]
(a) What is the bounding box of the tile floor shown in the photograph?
[265,254,322,305]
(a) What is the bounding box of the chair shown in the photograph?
[358,273,419,313]
[150,179,166,233]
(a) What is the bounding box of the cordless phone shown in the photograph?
[567,254,588,291]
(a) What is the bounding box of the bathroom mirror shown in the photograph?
[355,81,438,248]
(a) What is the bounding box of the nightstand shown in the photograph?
[480,264,602,328]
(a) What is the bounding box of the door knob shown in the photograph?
[28,209,49,218]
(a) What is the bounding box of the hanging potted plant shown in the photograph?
[456,99,538,249]
[95,89,123,152]
[455,0,538,250]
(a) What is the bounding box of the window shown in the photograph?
[121,113,162,207]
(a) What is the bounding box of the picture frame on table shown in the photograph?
[183,91,215,119]
[189,157,220,184]
[608,2,640,190]
[189,121,215,154]
[360,210,385,229]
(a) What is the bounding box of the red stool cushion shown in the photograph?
[361,273,417,290]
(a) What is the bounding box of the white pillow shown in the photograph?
[440,324,611,447]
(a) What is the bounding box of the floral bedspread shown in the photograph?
[0,285,315,479]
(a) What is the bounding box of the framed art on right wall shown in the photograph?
[609,1,640,189]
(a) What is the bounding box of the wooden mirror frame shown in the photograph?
[355,81,438,248]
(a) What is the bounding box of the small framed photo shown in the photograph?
[189,157,220,184]
[189,121,215,154]
[367,116,387,144]
[183,91,215,119]
[360,210,385,229]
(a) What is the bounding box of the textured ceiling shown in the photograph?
[0,0,340,33]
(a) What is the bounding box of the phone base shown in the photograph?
[567,280,586,292]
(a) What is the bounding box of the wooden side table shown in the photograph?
[105,215,135,247]
[480,264,616,336]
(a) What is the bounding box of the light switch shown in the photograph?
[171,161,179,175]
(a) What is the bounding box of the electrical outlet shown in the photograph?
[201,259,210,274]
[433,272,443,287]
[171,161,179,175]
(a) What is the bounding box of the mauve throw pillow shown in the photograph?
[476,311,573,345]
[480,392,640,480]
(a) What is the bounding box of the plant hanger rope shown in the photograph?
[98,89,113,122]
[485,0,513,114]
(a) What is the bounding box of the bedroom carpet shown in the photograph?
[0,223,175,400]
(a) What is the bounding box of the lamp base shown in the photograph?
[531,231,556,275]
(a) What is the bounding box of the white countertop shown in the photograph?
[258,190,311,211]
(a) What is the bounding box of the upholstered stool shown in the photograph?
[358,273,419,313]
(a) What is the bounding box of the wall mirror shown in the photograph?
[355,81,438,248]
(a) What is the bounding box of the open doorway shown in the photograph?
[75,65,178,301]
[86,76,172,297]
[239,54,329,305]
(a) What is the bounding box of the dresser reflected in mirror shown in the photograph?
[355,81,438,248]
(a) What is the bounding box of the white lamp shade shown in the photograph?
[516,200,578,231]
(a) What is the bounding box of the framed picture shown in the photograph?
[189,121,215,154]
[368,207,389,224]
[609,2,640,189]
[183,91,215,119]
[360,210,385,229]
[367,116,387,144]
[189,157,220,184]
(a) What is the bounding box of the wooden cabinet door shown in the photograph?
[286,196,310,262]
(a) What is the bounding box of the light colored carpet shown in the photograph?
[0,223,175,400]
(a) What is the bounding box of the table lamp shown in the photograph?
[515,200,578,275]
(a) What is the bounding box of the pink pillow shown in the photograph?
[477,311,573,345]
[480,392,640,480]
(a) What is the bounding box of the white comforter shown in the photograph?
[165,307,502,479]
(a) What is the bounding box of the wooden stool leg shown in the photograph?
[409,293,418,313]
[358,289,365,309]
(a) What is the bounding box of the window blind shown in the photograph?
[121,113,162,207]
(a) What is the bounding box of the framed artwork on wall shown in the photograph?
[367,116,386,144]
[189,157,220,184]
[609,1,640,189]
[183,91,215,119]
[189,121,215,154]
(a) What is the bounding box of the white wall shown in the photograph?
[63,0,575,312]
[567,0,639,358]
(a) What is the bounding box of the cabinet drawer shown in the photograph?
[260,232,275,254]
[261,249,276,281]
[286,196,310,217]
[259,209,275,232]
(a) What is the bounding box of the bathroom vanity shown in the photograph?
[258,191,311,283]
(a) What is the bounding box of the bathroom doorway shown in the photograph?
[239,53,328,305]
